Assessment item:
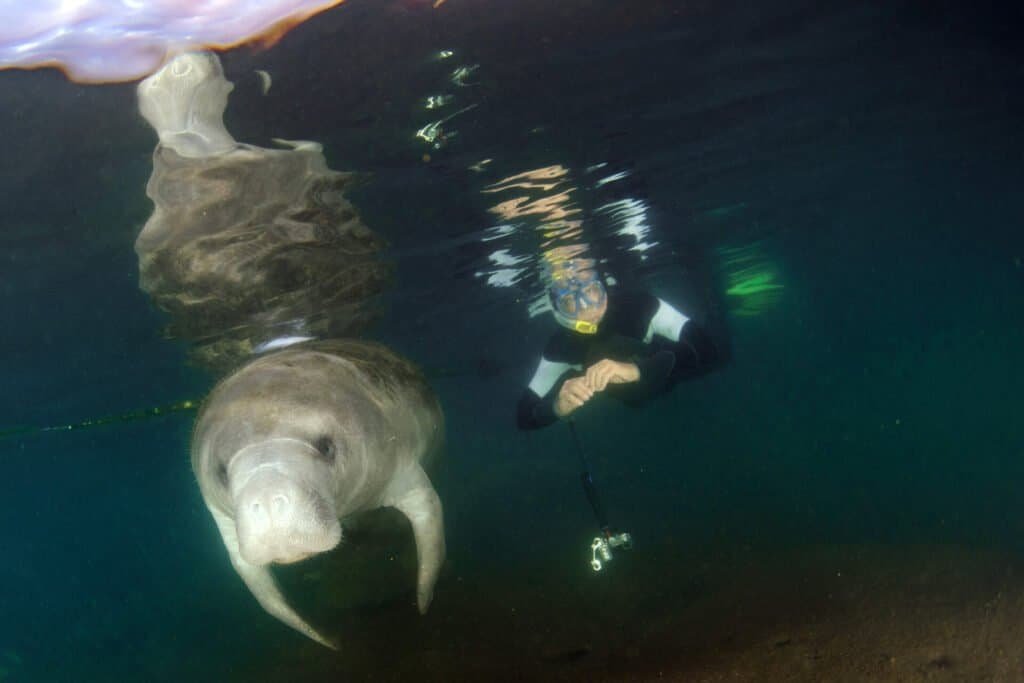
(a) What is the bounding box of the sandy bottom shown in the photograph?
[227,535,1024,682]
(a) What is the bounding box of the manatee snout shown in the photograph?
[230,446,342,566]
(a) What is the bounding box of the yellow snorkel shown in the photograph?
[571,318,599,335]
[550,306,599,334]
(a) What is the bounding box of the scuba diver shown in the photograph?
[516,262,723,430]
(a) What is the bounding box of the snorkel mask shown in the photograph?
[549,269,607,335]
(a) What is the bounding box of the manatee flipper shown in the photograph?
[386,464,446,613]
[209,507,337,649]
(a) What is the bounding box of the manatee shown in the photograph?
[191,339,445,648]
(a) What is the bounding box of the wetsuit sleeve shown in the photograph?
[516,357,574,430]
[617,298,720,402]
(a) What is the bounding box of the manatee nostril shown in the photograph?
[313,435,336,463]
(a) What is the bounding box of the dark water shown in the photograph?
[1,0,1023,680]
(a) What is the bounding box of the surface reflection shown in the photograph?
[135,52,389,371]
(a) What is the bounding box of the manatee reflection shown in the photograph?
[135,53,389,372]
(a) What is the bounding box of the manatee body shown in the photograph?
[192,340,445,648]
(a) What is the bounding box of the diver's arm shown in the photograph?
[516,357,574,430]
[516,390,560,430]
[618,298,718,399]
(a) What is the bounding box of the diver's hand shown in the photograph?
[554,376,597,417]
[585,359,640,391]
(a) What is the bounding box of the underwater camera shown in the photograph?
[590,530,633,572]
[566,421,633,572]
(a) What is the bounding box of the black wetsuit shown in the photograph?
[516,291,720,430]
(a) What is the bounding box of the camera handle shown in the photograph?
[567,419,633,571]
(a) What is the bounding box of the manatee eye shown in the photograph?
[313,436,336,463]
[216,463,229,487]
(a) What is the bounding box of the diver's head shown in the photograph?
[549,268,607,334]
